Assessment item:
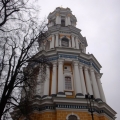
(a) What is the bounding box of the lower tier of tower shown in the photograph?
[26,110,109,120]
[11,97,116,120]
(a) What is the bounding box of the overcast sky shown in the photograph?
[38,0,120,119]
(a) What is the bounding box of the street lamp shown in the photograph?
[85,93,95,120]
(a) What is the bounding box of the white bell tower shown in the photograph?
[13,7,116,120]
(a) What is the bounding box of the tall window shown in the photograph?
[61,38,69,47]
[45,41,50,50]
[68,115,77,120]
[61,19,65,26]
[61,16,65,27]
[65,76,72,90]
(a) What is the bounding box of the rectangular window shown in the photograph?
[65,77,72,90]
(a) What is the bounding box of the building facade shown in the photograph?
[12,7,116,120]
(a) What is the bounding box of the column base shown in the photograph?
[75,93,84,98]
[57,92,66,97]
[33,95,41,99]
[42,95,52,100]
[95,98,103,103]
[51,94,57,97]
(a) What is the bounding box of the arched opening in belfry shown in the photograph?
[61,37,69,47]
[61,19,65,26]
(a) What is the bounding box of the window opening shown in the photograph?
[65,76,72,90]
[61,38,69,47]
[64,67,67,69]
[61,19,65,26]
[61,16,65,27]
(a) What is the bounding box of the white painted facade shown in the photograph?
[37,7,106,102]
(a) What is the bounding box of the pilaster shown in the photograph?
[43,66,50,97]
[55,34,59,47]
[84,66,93,95]
[79,64,87,95]
[90,67,100,99]
[75,37,79,49]
[73,61,83,97]
[72,35,75,48]
[96,74,106,102]
[51,62,57,96]
[57,59,66,97]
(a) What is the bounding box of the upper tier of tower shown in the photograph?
[47,7,77,27]
[38,7,88,53]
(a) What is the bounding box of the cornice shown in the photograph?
[30,48,102,73]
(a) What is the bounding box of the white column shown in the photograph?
[69,40,71,47]
[59,38,61,46]
[83,47,86,53]
[43,66,50,97]
[73,61,83,96]
[72,35,75,48]
[90,67,100,99]
[51,35,54,49]
[75,37,79,49]
[50,40,52,49]
[36,65,45,97]
[51,62,57,95]
[55,34,59,47]
[96,74,106,102]
[79,64,87,95]
[67,16,71,25]
[84,66,93,95]
[58,60,64,94]
[59,16,61,24]
[65,17,68,26]
[56,15,60,24]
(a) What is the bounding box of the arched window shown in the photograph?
[66,113,80,120]
[68,115,77,120]
[61,37,69,47]
[65,76,72,90]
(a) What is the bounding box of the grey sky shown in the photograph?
[38,0,120,119]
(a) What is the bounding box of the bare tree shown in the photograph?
[0,0,49,120]
[0,0,40,30]
[0,19,49,120]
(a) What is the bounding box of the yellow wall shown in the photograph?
[25,110,109,120]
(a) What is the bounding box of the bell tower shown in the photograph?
[11,7,116,120]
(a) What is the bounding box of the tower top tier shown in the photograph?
[47,7,77,27]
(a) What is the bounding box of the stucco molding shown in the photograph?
[66,112,80,120]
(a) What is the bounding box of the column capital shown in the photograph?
[75,36,78,39]
[90,67,95,72]
[84,66,89,71]
[96,73,102,79]
[56,33,59,36]
[71,34,75,37]
[52,62,57,67]
[46,65,50,68]
[58,59,64,64]
[51,34,54,37]
[79,63,84,69]
[73,61,79,66]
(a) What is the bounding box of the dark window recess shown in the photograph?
[64,67,67,69]
[61,19,65,27]
[68,115,77,120]
[61,38,69,47]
